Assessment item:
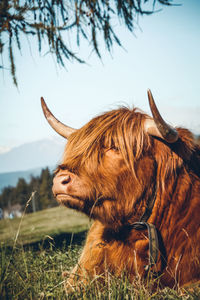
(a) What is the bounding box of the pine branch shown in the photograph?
[0,0,176,86]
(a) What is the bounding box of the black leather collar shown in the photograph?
[130,186,159,272]
[130,222,159,272]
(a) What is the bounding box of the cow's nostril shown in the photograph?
[61,175,71,185]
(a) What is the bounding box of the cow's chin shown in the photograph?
[56,194,85,211]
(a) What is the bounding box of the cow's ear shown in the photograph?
[41,97,76,139]
[145,90,178,143]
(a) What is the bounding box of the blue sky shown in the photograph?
[1,0,200,152]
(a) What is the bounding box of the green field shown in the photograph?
[0,206,90,247]
[1,206,200,299]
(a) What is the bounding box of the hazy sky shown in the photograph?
[1,0,200,152]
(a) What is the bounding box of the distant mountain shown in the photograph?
[0,167,43,191]
[0,138,65,191]
[0,138,65,173]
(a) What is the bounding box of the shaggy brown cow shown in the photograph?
[41,90,200,291]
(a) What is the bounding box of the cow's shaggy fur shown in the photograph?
[53,107,200,290]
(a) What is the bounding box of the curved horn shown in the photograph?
[145,90,178,143]
[41,97,76,139]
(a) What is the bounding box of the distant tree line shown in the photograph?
[1,135,199,215]
[0,167,57,214]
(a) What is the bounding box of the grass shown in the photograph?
[0,205,90,247]
[1,242,200,299]
[0,242,79,299]
[0,202,200,299]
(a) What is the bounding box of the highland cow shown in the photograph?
[41,90,200,291]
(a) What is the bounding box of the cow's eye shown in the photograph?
[109,146,120,153]
[111,146,119,152]
[103,144,120,154]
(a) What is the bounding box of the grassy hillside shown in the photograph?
[0,205,90,246]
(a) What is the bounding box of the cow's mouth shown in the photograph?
[56,193,84,200]
[55,193,86,210]
[56,193,70,199]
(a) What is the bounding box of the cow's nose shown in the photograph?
[61,175,71,185]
